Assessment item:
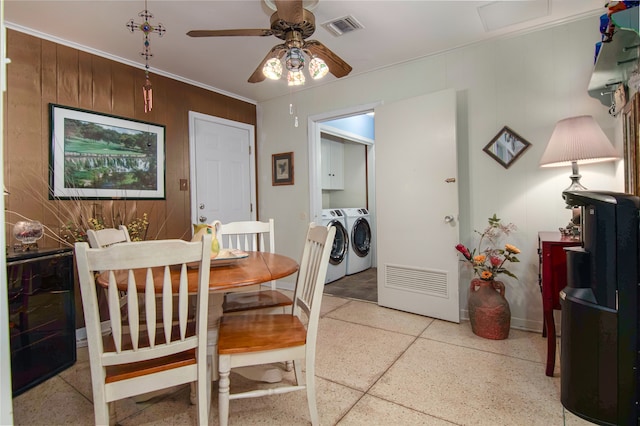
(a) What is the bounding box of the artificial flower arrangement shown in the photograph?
[61,212,149,243]
[455,214,521,282]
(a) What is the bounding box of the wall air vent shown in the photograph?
[321,15,364,37]
[385,264,448,298]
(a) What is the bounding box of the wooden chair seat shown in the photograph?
[105,349,196,384]
[222,290,292,314]
[218,314,306,355]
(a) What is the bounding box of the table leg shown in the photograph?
[544,307,556,377]
[207,293,224,381]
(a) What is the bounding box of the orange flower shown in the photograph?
[505,244,520,254]
[481,271,493,280]
[473,254,486,264]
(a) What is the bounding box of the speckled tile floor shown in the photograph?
[323,268,377,302]
[11,293,591,425]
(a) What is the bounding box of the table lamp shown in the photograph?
[540,115,619,191]
[540,115,619,237]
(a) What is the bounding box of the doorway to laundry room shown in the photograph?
[308,105,377,303]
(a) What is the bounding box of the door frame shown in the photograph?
[307,102,380,225]
[308,103,380,267]
[188,111,257,226]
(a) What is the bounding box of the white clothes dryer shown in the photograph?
[321,209,349,284]
[342,208,372,275]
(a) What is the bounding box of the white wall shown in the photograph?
[257,15,623,330]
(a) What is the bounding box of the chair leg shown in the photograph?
[190,382,197,405]
[293,359,303,385]
[207,329,219,381]
[196,366,211,426]
[305,361,319,426]
[218,355,231,426]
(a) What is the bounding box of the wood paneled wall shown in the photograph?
[4,30,256,247]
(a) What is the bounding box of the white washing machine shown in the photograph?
[342,208,372,275]
[321,209,349,284]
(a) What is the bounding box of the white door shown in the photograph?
[189,112,256,228]
[375,89,459,322]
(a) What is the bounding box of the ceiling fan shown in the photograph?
[186,0,352,84]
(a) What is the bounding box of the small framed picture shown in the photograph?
[272,152,294,186]
[483,126,531,169]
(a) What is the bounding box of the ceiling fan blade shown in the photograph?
[248,44,287,83]
[274,0,304,23]
[187,29,273,37]
[304,40,353,78]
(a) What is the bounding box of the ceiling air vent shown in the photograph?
[321,15,364,37]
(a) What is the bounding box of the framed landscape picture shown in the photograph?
[49,104,166,199]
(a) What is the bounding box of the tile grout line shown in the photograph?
[350,319,464,425]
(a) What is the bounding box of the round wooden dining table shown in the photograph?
[96,251,299,386]
[96,251,299,293]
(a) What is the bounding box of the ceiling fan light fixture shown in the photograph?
[308,56,328,79]
[263,57,283,80]
[287,70,305,86]
[285,48,305,71]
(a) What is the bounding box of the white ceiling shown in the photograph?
[4,1,605,104]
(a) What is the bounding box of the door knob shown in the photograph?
[199,203,205,209]
[444,215,454,223]
[199,216,207,223]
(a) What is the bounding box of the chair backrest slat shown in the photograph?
[162,265,173,344]
[127,270,140,351]
[178,264,189,340]
[145,268,156,347]
[107,271,122,352]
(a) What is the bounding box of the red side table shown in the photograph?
[538,232,581,377]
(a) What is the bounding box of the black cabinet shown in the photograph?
[7,247,76,396]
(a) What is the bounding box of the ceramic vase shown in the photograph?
[468,278,511,340]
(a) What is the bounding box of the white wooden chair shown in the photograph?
[87,225,131,248]
[75,236,213,426]
[218,219,292,314]
[217,223,336,426]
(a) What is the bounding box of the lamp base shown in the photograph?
[563,161,587,192]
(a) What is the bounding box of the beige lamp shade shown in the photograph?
[540,115,619,192]
[540,115,619,167]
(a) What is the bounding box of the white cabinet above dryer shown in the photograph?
[321,137,344,190]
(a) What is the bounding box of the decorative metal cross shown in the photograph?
[126,1,166,113]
